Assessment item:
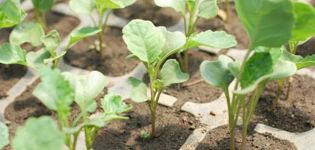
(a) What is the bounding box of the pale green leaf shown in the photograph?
[291,2,315,42]
[200,55,234,88]
[187,30,237,49]
[102,93,132,115]
[158,27,186,57]
[154,0,186,15]
[235,0,294,49]
[12,117,64,150]
[160,59,189,86]
[123,19,165,63]
[69,27,101,47]
[41,30,61,55]
[0,43,27,65]
[69,0,95,14]
[198,0,218,19]
[0,0,25,28]
[63,71,108,112]
[33,68,74,119]
[0,121,9,149]
[10,22,44,46]
[128,77,149,103]
[26,48,51,68]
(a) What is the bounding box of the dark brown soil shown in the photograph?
[197,125,296,150]
[165,50,223,107]
[113,0,181,26]
[254,75,315,132]
[64,27,139,76]
[196,3,249,49]
[296,37,315,57]
[93,100,197,150]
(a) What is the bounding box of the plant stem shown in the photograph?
[241,96,247,150]
[272,80,283,110]
[284,77,293,100]
[34,9,47,31]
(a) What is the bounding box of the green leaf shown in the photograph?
[41,30,61,55]
[154,0,186,15]
[128,77,149,103]
[26,48,51,68]
[69,0,95,14]
[158,27,186,57]
[69,27,101,47]
[236,51,296,94]
[160,59,189,86]
[123,19,166,63]
[102,93,132,115]
[235,0,294,49]
[0,121,9,149]
[200,55,234,88]
[291,2,315,42]
[10,22,44,46]
[0,43,27,65]
[198,0,218,19]
[12,117,64,150]
[0,0,25,28]
[63,71,108,112]
[187,30,237,49]
[95,0,135,12]
[31,0,54,12]
[33,67,74,119]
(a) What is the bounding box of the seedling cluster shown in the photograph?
[1,0,315,149]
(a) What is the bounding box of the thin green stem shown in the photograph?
[273,79,283,110]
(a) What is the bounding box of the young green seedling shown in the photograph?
[201,0,296,149]
[21,67,132,150]
[31,0,55,30]
[0,21,100,69]
[69,0,136,52]
[154,0,220,72]
[0,0,25,28]
[123,19,236,137]
[272,1,315,109]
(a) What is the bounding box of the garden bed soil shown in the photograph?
[64,27,139,77]
[254,75,315,132]
[93,100,198,150]
[113,0,181,27]
[196,125,296,150]
[165,50,223,107]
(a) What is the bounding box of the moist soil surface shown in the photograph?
[165,50,223,107]
[93,101,198,150]
[113,0,181,27]
[64,27,139,77]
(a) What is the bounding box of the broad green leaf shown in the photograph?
[158,27,186,57]
[154,0,186,15]
[235,0,294,49]
[228,60,241,78]
[187,30,237,49]
[41,30,61,55]
[0,43,27,65]
[26,48,51,68]
[0,121,9,149]
[112,0,136,8]
[236,51,296,94]
[12,117,64,150]
[10,22,44,46]
[69,27,101,47]
[160,59,189,86]
[95,0,135,11]
[32,0,54,12]
[128,77,149,103]
[69,0,95,14]
[291,2,315,42]
[63,71,108,112]
[198,0,218,19]
[200,55,234,88]
[102,93,132,115]
[0,0,25,28]
[295,55,315,69]
[123,19,166,63]
[33,68,74,120]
